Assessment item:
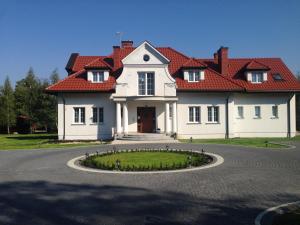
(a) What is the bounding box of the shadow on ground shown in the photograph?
[0,181,297,225]
[5,135,58,141]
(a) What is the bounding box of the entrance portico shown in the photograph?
[114,97,178,136]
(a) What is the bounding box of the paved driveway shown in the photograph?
[0,143,299,225]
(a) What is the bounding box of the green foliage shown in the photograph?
[0,77,16,133]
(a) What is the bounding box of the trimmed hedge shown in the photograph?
[81,149,212,171]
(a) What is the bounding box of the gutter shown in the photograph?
[225,95,230,139]
[62,94,66,141]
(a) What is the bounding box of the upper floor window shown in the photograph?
[254,106,261,118]
[138,72,154,95]
[74,107,85,124]
[92,71,104,83]
[208,106,219,123]
[272,105,278,118]
[188,70,200,82]
[237,106,244,119]
[189,106,200,123]
[251,72,263,83]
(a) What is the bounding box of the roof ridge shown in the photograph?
[85,57,112,69]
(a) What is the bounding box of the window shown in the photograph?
[74,107,85,123]
[138,72,154,95]
[273,73,283,81]
[254,106,261,118]
[169,104,173,119]
[92,107,104,123]
[272,105,278,118]
[92,71,104,83]
[208,106,219,123]
[237,106,244,119]
[251,72,263,83]
[188,106,200,123]
[188,70,200,82]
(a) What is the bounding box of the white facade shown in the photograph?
[57,41,296,140]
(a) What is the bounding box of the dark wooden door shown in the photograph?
[137,107,155,133]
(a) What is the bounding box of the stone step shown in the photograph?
[117,133,175,141]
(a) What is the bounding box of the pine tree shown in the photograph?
[0,77,16,134]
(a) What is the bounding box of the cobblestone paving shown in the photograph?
[0,142,299,225]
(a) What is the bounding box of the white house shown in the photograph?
[46,41,300,140]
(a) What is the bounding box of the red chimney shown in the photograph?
[121,40,133,48]
[113,46,121,70]
[217,47,229,75]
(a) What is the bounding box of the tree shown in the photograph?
[0,77,16,134]
[50,68,60,84]
[15,67,40,133]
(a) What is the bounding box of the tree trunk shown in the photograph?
[7,124,10,134]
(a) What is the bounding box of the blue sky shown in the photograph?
[0,0,300,85]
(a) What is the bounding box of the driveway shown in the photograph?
[0,143,299,225]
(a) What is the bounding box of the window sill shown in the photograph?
[253,117,261,119]
[187,80,200,83]
[71,123,86,125]
[236,117,244,119]
[270,117,279,119]
[205,122,220,124]
[90,122,104,125]
[187,122,201,124]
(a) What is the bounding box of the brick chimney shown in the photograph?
[113,46,121,69]
[217,47,229,75]
[121,40,133,48]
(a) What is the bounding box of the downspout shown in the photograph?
[62,94,66,141]
[225,95,230,139]
[287,93,293,138]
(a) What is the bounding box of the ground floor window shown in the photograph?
[272,105,278,118]
[189,106,200,123]
[208,106,219,123]
[237,106,244,119]
[74,107,85,123]
[254,106,261,118]
[92,107,104,123]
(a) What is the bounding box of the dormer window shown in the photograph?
[273,73,283,81]
[92,71,104,83]
[251,72,263,83]
[188,70,200,82]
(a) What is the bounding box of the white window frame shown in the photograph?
[92,71,104,83]
[73,107,85,124]
[237,106,244,119]
[207,106,219,123]
[188,106,201,123]
[272,105,278,118]
[188,70,200,82]
[254,106,261,119]
[251,72,263,83]
[138,72,155,96]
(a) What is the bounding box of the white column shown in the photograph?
[116,102,122,135]
[165,102,170,134]
[172,102,177,133]
[122,102,128,135]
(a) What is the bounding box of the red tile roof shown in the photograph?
[46,44,300,93]
[245,60,270,70]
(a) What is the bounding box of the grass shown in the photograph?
[180,136,300,148]
[0,133,103,150]
[83,150,211,171]
[272,208,300,225]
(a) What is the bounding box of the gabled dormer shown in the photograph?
[182,58,207,82]
[85,58,112,83]
[244,60,270,83]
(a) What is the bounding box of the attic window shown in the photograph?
[143,54,150,62]
[273,73,283,81]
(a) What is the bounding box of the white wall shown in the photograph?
[57,93,115,140]
[233,93,293,137]
[177,93,228,139]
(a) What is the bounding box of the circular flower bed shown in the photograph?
[81,149,213,171]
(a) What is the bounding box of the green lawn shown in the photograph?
[83,151,210,171]
[0,134,103,150]
[180,136,300,148]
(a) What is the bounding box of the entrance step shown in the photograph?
[116,133,175,141]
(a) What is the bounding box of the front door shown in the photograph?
[137,107,156,133]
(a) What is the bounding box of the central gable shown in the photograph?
[122,41,170,65]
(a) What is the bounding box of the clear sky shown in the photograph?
[0,0,299,85]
